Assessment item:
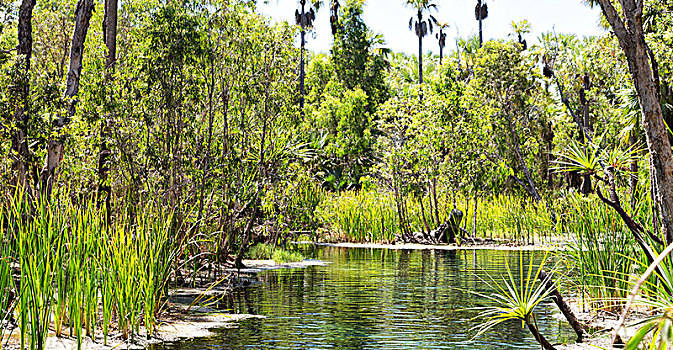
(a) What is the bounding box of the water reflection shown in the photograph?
[159,246,573,350]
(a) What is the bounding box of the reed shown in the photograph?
[317,189,555,243]
[0,188,183,350]
[560,193,645,312]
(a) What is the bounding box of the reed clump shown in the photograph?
[317,189,555,244]
[0,189,181,350]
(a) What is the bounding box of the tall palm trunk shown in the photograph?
[438,42,443,65]
[11,0,36,190]
[300,2,306,120]
[477,0,483,48]
[417,10,423,103]
[40,0,95,198]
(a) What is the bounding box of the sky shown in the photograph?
[257,0,607,55]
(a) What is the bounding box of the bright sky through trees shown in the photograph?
[258,0,606,54]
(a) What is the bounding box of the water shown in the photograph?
[160,246,575,349]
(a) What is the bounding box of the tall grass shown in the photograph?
[560,192,647,312]
[316,189,555,243]
[0,188,182,350]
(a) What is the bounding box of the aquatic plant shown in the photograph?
[469,251,557,350]
[246,243,305,263]
[0,188,182,349]
[317,189,555,243]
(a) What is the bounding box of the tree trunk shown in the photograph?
[472,192,478,236]
[432,177,440,224]
[630,133,639,211]
[526,317,557,350]
[39,0,95,198]
[538,270,586,342]
[594,0,673,243]
[299,3,306,120]
[418,10,423,103]
[197,28,216,233]
[580,76,593,194]
[477,0,483,48]
[99,0,117,219]
[11,0,36,190]
[507,116,557,223]
[419,192,431,237]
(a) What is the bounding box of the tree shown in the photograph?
[589,0,673,243]
[330,0,388,111]
[435,22,449,65]
[510,20,530,50]
[465,41,556,222]
[475,0,488,48]
[295,0,322,119]
[406,0,438,102]
[10,0,36,190]
[39,0,95,198]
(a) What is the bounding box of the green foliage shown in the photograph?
[245,243,304,263]
[469,251,554,341]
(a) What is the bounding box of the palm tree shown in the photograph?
[510,20,531,50]
[475,0,488,48]
[295,0,322,119]
[435,22,449,65]
[329,0,340,35]
[406,0,438,102]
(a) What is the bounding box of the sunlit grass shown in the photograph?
[0,188,182,349]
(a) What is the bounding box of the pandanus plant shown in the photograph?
[469,251,558,350]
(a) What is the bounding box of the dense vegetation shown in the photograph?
[1,0,673,349]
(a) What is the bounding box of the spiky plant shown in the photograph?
[469,251,558,350]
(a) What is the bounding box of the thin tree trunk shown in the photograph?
[506,116,557,223]
[594,0,673,243]
[477,0,483,48]
[11,0,36,190]
[99,0,117,219]
[419,192,430,237]
[39,0,95,198]
[432,177,440,224]
[197,28,216,232]
[629,133,639,211]
[525,318,557,350]
[299,2,306,120]
[427,181,436,226]
[472,192,478,236]
[417,10,423,103]
[580,75,592,194]
[538,270,586,342]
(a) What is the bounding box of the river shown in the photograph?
[158,246,575,349]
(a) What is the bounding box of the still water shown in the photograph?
[162,246,574,349]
